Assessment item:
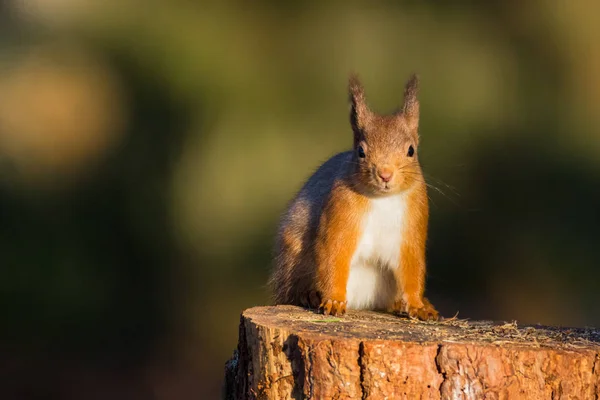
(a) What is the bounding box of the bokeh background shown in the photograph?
[1,1,599,398]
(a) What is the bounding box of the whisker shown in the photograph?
[423,173,460,197]
[427,194,438,209]
[424,183,461,206]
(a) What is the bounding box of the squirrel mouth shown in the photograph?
[371,179,394,193]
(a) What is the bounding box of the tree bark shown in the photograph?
[224,305,600,400]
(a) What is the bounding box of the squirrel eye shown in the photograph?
[407,145,415,157]
[358,146,366,158]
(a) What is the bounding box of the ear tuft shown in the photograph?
[402,73,420,130]
[349,73,370,141]
[349,73,365,105]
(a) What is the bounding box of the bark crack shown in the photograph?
[435,343,447,394]
[593,352,599,400]
[358,341,366,399]
[307,343,315,399]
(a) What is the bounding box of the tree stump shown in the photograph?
[224,305,600,400]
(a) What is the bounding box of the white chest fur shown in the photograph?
[345,193,408,310]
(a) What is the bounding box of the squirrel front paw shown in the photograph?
[392,297,439,321]
[407,302,439,321]
[319,298,347,316]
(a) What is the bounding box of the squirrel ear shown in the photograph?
[349,73,371,140]
[400,73,420,131]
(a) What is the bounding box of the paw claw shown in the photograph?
[319,298,347,316]
[392,297,439,321]
[409,304,439,321]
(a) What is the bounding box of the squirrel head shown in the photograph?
[348,73,422,196]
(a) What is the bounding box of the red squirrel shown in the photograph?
[269,73,439,321]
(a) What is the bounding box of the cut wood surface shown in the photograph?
[224,305,600,400]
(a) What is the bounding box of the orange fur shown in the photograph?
[315,182,368,315]
[391,180,438,320]
[398,181,427,307]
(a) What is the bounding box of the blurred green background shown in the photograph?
[1,1,599,398]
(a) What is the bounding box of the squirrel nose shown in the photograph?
[377,168,393,183]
